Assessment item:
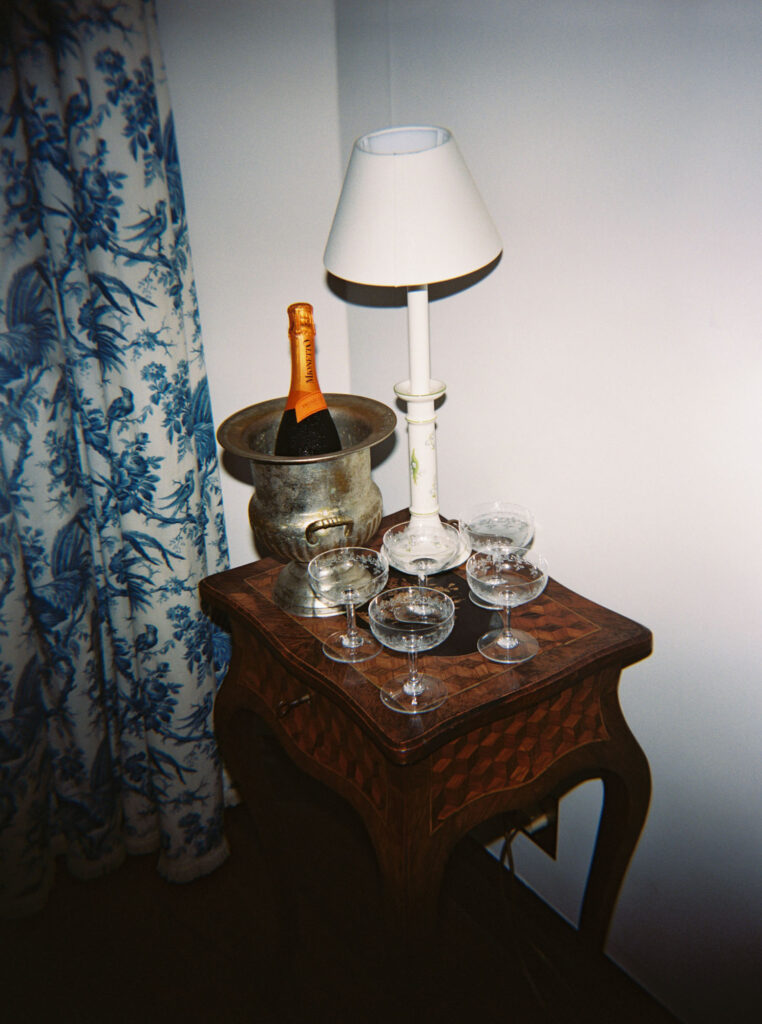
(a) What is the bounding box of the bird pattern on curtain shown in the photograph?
[0,0,231,917]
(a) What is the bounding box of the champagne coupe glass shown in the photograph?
[462,502,535,608]
[368,586,455,714]
[307,547,389,663]
[466,547,548,664]
[382,520,465,587]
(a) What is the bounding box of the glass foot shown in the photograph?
[477,628,539,664]
[322,630,381,663]
[379,675,447,714]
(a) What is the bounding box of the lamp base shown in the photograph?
[447,529,471,570]
[389,513,470,576]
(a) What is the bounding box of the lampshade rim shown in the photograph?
[324,250,502,289]
[354,124,452,157]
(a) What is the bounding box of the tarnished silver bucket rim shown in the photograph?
[217,393,397,465]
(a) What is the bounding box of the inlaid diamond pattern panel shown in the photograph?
[279,696,388,816]
[241,647,387,817]
[430,675,608,825]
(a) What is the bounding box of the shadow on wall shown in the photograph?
[325,252,502,308]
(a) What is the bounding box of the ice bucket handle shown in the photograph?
[305,515,353,546]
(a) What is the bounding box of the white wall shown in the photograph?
[157,2,762,1021]
[334,5,762,1021]
[156,0,351,565]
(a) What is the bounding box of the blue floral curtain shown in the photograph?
[0,0,231,917]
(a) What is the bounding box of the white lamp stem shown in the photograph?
[407,285,431,392]
[395,286,446,524]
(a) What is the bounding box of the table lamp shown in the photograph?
[324,125,502,546]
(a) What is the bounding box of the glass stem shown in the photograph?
[499,606,519,649]
[343,599,361,648]
[502,606,511,636]
[405,648,423,695]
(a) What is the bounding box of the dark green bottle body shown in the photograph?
[274,406,341,457]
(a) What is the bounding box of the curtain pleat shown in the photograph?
[0,0,231,918]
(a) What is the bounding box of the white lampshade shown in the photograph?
[324,125,502,286]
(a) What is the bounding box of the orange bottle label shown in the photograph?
[293,390,328,422]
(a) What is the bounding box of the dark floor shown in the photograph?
[2,743,680,1024]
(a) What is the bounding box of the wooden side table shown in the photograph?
[201,511,652,951]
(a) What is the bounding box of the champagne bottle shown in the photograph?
[274,303,342,456]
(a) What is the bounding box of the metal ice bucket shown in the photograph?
[217,394,396,616]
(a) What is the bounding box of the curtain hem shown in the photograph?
[66,842,128,882]
[157,836,230,885]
